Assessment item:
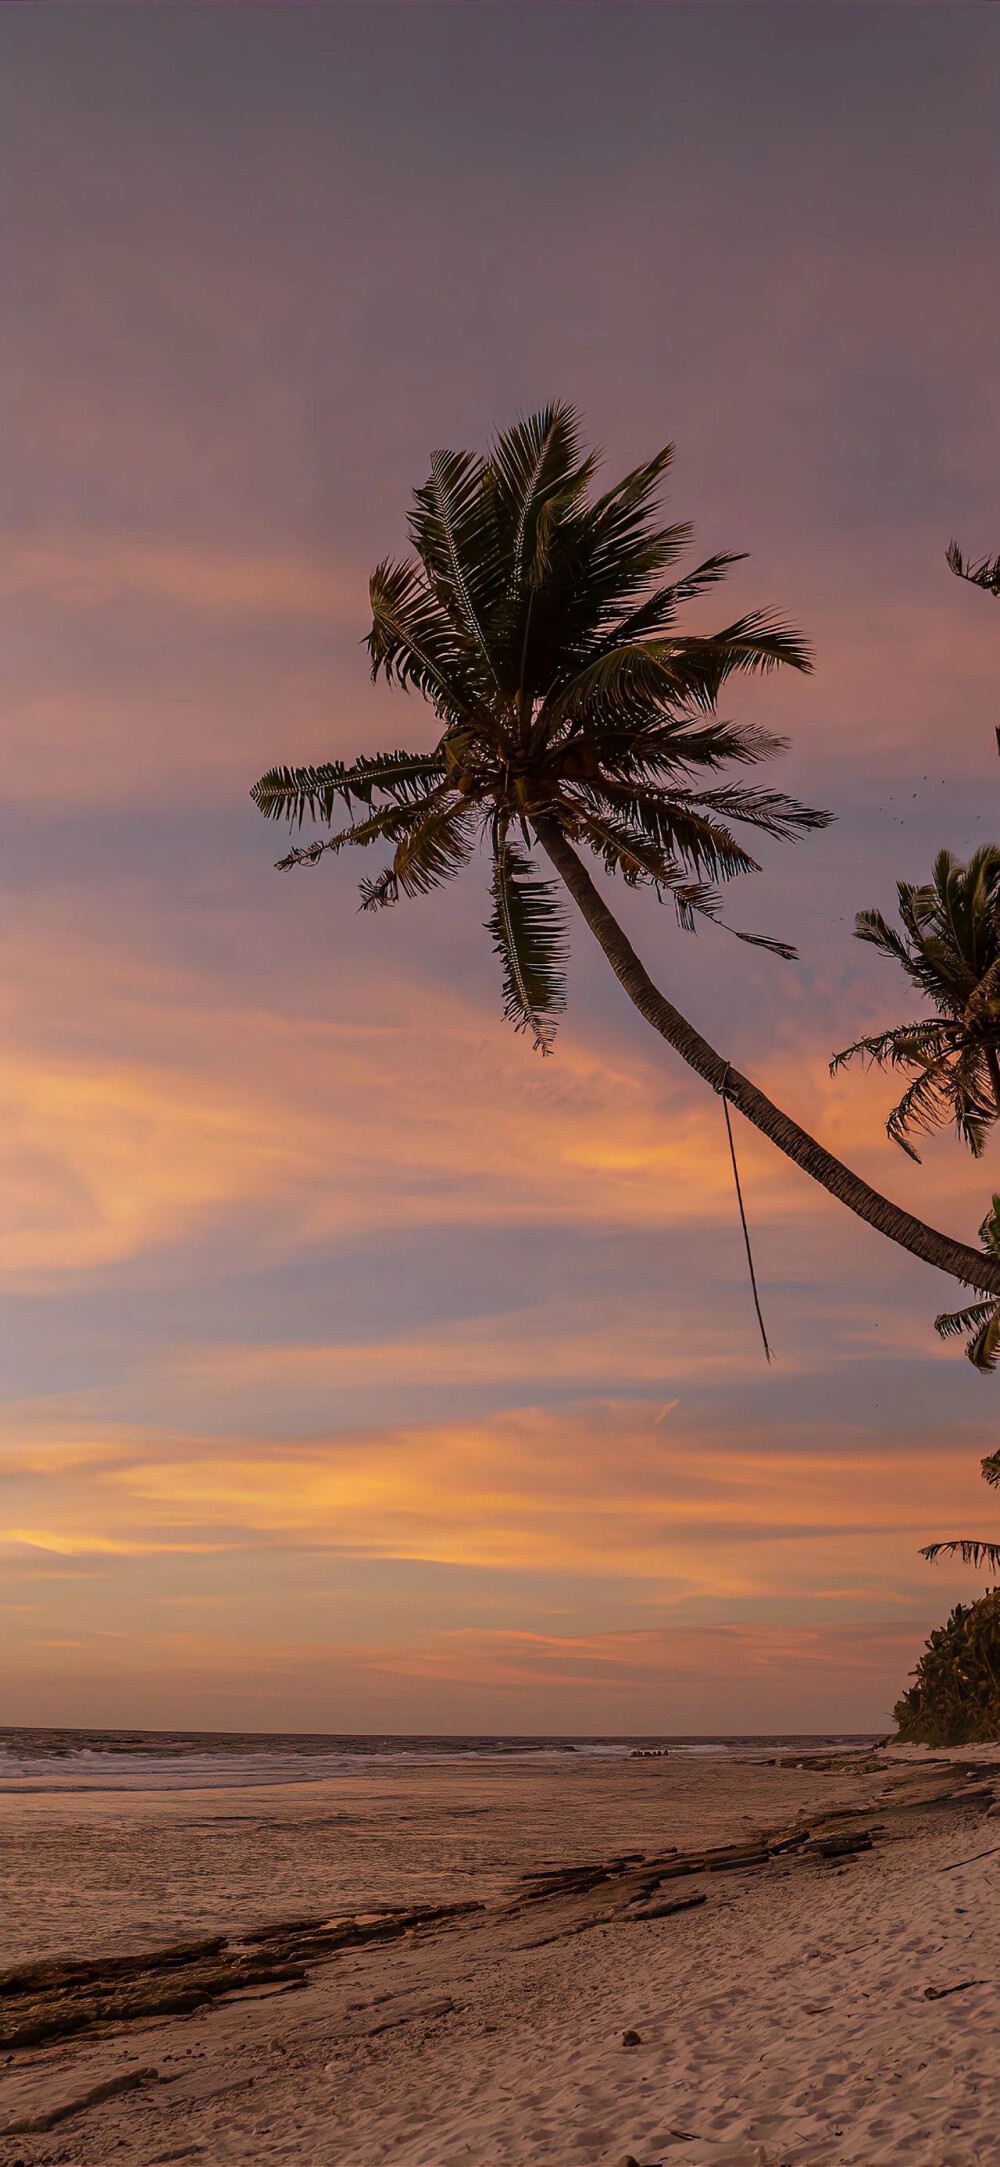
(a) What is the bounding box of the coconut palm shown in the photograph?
[831,849,1000,1161]
[252,403,1000,1297]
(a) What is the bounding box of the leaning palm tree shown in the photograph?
[831,849,1000,1161]
[252,404,1000,1297]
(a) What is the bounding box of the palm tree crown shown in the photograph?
[831,847,1000,1160]
[253,403,826,1050]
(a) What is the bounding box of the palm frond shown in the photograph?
[487,837,568,1052]
[573,809,796,955]
[671,882,798,958]
[273,792,451,872]
[573,807,688,892]
[252,752,445,827]
[568,553,747,660]
[678,783,832,844]
[830,1022,955,1077]
[934,1300,996,1342]
[965,1306,1000,1371]
[580,784,761,883]
[982,1450,1000,1490]
[489,402,594,581]
[410,448,507,691]
[664,612,813,708]
[885,1064,960,1162]
[611,713,792,777]
[358,865,401,912]
[933,1298,1000,1371]
[390,799,476,900]
[367,558,478,718]
[947,540,1000,596]
[921,1539,1000,1572]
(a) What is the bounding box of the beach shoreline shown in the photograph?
[2,1745,998,2165]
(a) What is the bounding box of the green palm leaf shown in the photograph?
[487,838,568,1053]
[252,753,446,827]
[274,794,447,872]
[389,799,476,901]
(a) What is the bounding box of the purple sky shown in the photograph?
[3,1,999,1734]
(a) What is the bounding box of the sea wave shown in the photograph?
[0,1728,878,1794]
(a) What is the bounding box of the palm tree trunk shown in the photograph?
[533,815,1000,1297]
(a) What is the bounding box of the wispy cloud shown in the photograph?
[0,534,362,621]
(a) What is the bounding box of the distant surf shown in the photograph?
[0,1727,880,1794]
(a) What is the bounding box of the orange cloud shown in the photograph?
[7,905,989,1293]
[0,533,362,621]
[7,1402,992,1592]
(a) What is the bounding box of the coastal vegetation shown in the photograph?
[833,846,1000,1735]
[893,1586,1000,1745]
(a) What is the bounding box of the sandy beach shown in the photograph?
[2,1744,998,2165]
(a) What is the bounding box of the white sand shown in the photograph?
[2,1752,998,2166]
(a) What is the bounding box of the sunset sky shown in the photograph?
[3,1,1000,1736]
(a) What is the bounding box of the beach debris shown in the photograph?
[0,2065,159,2137]
[629,1891,708,1922]
[940,1843,1000,1871]
[804,1832,874,1859]
[1,1954,310,2050]
[0,1903,482,2052]
[0,1937,227,1999]
[923,1979,988,2000]
[621,2028,643,2047]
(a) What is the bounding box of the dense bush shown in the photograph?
[894,1588,1000,1744]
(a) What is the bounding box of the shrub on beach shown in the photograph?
[893,1588,1000,1745]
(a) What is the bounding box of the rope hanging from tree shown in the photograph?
[720,1065,773,1363]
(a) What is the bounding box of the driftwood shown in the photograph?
[0,1902,484,2053]
[629,1891,708,1922]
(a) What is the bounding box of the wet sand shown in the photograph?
[2,1748,998,2165]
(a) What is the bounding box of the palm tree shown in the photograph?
[252,403,1000,1298]
[831,849,1000,1161]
